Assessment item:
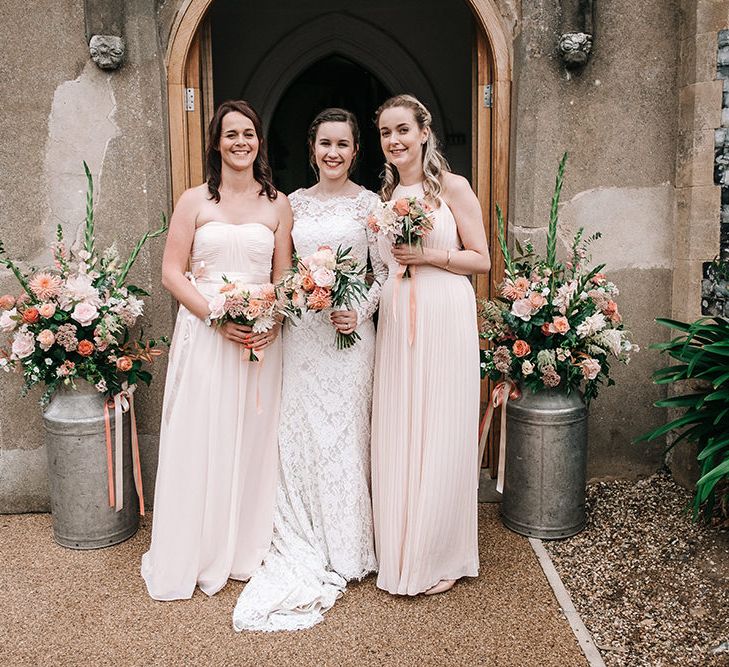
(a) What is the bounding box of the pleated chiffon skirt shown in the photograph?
[371,265,480,595]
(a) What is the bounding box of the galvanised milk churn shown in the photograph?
[42,381,139,549]
[501,388,588,539]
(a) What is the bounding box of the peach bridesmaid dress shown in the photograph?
[371,182,480,595]
[141,222,281,600]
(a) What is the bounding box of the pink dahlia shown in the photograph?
[29,272,63,300]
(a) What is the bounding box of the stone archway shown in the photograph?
[163,0,513,475]
[239,12,445,139]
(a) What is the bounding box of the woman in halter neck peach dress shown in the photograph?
[371,95,491,596]
[141,101,293,600]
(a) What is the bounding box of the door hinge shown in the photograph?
[185,88,195,112]
[483,84,493,108]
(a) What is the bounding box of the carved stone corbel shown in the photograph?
[558,0,594,69]
[84,0,125,70]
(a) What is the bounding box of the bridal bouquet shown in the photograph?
[367,196,434,277]
[0,163,168,404]
[207,280,281,362]
[479,154,638,404]
[279,244,368,349]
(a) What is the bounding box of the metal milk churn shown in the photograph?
[42,381,139,549]
[501,388,588,539]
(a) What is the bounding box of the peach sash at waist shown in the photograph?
[195,271,270,285]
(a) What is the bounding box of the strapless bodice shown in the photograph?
[191,221,274,286]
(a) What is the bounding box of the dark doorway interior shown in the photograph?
[267,55,391,195]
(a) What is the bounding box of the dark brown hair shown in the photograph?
[307,108,360,176]
[205,100,277,202]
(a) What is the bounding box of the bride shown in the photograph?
[233,108,385,631]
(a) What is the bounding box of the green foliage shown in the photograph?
[637,317,729,520]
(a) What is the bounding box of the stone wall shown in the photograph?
[0,0,722,511]
[669,0,729,488]
[510,0,679,478]
[0,0,172,511]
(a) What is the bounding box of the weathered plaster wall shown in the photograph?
[0,0,171,511]
[510,0,680,478]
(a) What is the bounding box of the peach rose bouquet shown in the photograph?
[279,244,368,349]
[479,154,637,404]
[0,162,168,404]
[207,280,282,362]
[367,196,434,278]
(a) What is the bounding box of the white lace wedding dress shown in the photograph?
[233,188,386,632]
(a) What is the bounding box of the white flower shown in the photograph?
[308,248,337,271]
[45,358,52,366]
[71,302,99,327]
[521,360,535,376]
[11,329,36,359]
[312,267,336,288]
[579,357,602,380]
[511,298,533,321]
[252,315,276,333]
[593,329,623,357]
[576,312,607,338]
[207,295,226,320]
[59,273,101,309]
[0,308,18,332]
[292,290,306,309]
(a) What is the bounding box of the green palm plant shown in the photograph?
[637,316,729,519]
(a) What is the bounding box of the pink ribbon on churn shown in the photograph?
[103,385,145,515]
[477,380,521,494]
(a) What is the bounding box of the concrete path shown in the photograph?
[0,506,586,666]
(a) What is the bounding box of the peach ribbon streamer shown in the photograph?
[391,264,417,346]
[477,380,521,494]
[255,348,264,415]
[103,385,145,515]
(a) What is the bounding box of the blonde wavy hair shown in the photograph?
[375,94,450,204]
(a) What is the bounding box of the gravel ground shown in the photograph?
[0,505,585,667]
[544,472,729,667]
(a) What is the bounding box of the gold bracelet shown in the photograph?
[444,250,451,269]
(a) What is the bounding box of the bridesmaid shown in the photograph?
[371,94,490,596]
[141,100,293,600]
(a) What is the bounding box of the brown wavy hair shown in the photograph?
[375,94,450,203]
[307,108,360,176]
[205,100,277,202]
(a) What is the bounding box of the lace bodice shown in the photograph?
[289,189,387,322]
[233,187,382,632]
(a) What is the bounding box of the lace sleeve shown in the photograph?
[355,192,388,324]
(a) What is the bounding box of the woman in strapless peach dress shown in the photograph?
[371,94,491,597]
[141,101,293,600]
